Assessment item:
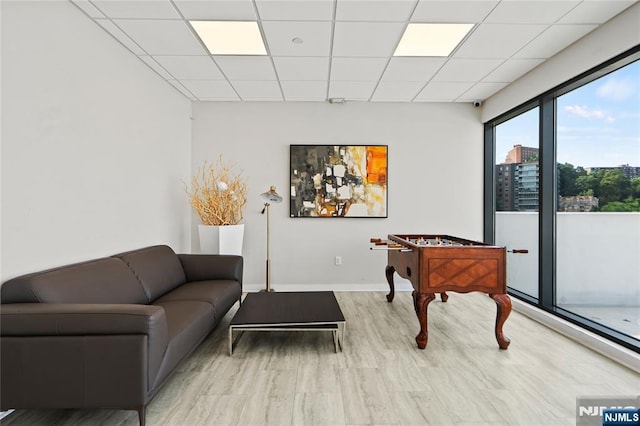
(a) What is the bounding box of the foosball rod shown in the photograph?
[369,247,413,252]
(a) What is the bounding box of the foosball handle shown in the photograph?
[509,249,529,254]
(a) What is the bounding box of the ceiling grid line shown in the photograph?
[68,0,638,103]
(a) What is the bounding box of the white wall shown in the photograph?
[1,1,192,281]
[191,102,484,289]
[482,2,640,121]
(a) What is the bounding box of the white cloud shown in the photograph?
[596,76,637,101]
[564,105,614,122]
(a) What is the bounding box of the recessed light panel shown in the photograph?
[190,21,267,55]
[394,23,474,57]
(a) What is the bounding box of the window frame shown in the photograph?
[484,45,640,352]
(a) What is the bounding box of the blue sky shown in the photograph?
[496,60,640,168]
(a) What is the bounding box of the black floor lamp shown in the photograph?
[260,186,282,292]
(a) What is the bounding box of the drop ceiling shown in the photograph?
[70,0,638,103]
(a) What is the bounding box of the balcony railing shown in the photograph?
[496,212,640,340]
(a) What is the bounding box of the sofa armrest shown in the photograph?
[0,303,167,337]
[1,303,169,392]
[178,254,243,284]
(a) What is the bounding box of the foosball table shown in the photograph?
[370,234,521,350]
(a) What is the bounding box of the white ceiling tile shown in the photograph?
[514,24,598,59]
[329,81,377,100]
[256,0,334,21]
[454,24,547,59]
[232,81,283,100]
[381,57,446,82]
[411,1,498,23]
[414,82,474,101]
[95,19,146,55]
[459,82,508,100]
[262,21,332,56]
[92,0,180,19]
[432,58,503,82]
[138,56,174,80]
[273,57,330,80]
[371,82,425,101]
[281,81,328,100]
[484,1,579,24]
[214,56,277,80]
[180,80,239,99]
[336,0,416,22]
[330,58,389,81]
[333,22,406,57]
[167,79,197,99]
[69,0,635,103]
[114,20,206,55]
[153,56,225,80]
[71,0,106,18]
[173,0,257,20]
[557,1,636,24]
[482,58,544,82]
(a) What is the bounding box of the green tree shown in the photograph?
[630,177,640,198]
[576,173,599,196]
[557,162,580,196]
[600,197,640,212]
[597,169,630,205]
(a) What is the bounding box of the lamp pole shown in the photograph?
[260,186,282,292]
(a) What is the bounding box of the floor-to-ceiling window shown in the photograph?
[494,107,540,299]
[485,46,639,351]
[556,59,640,341]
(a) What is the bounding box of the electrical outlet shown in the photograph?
[335,256,342,266]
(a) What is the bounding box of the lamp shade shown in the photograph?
[260,186,283,203]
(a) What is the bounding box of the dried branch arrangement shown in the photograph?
[186,156,248,226]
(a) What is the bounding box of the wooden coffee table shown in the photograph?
[228,291,346,356]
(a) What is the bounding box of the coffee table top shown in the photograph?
[230,291,345,327]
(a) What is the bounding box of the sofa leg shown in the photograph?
[137,406,146,426]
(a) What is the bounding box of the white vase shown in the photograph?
[198,224,245,255]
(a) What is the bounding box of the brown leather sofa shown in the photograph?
[0,245,243,426]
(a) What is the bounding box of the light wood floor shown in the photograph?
[3,292,639,425]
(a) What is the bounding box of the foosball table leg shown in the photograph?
[414,292,436,349]
[490,293,512,349]
[385,265,395,302]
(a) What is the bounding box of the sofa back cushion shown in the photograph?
[113,245,186,302]
[0,258,147,304]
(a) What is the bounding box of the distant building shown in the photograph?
[505,144,539,164]
[585,164,640,179]
[496,163,517,211]
[497,145,541,212]
[559,195,599,212]
[515,162,539,211]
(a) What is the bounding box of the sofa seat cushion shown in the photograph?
[148,300,213,392]
[153,280,241,321]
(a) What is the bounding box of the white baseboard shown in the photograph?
[242,283,639,373]
[0,410,15,420]
[243,282,414,293]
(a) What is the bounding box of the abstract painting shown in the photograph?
[290,145,388,218]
